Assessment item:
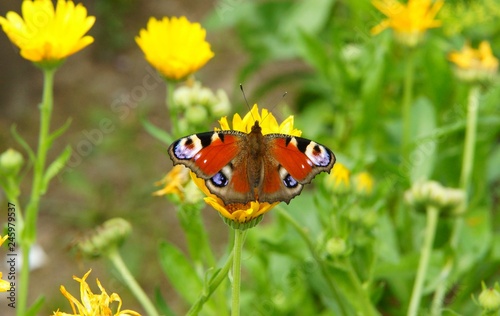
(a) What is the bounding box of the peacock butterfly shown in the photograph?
[168,119,336,205]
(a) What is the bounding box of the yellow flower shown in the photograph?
[448,41,498,82]
[324,163,350,193]
[136,16,214,81]
[354,172,375,195]
[0,0,95,64]
[0,235,9,292]
[192,105,299,226]
[153,165,190,199]
[53,270,141,316]
[371,0,444,46]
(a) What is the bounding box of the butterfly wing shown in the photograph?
[168,130,255,204]
[258,134,336,204]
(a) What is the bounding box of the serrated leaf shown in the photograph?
[158,241,204,305]
[41,145,72,193]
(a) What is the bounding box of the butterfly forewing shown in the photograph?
[168,131,241,178]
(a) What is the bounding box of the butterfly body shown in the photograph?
[168,121,335,205]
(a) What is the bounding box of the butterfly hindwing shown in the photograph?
[257,134,335,203]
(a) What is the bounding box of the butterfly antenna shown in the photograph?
[240,84,251,109]
[261,91,288,123]
[240,83,257,121]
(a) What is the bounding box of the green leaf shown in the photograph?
[296,30,329,77]
[487,145,500,183]
[158,241,204,305]
[11,125,36,164]
[374,213,401,264]
[154,287,177,316]
[409,97,437,183]
[41,145,72,194]
[46,118,72,149]
[25,296,45,316]
[285,0,336,36]
[141,117,173,145]
[492,232,500,261]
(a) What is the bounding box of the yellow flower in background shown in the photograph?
[53,269,141,316]
[136,16,214,81]
[448,41,498,82]
[354,172,375,195]
[153,165,190,199]
[324,163,351,193]
[0,0,95,64]
[191,105,295,226]
[0,235,10,292]
[371,0,444,46]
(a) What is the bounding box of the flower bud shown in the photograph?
[76,218,132,258]
[198,86,216,105]
[212,89,231,117]
[405,180,465,216]
[185,104,208,125]
[477,282,500,313]
[183,177,205,205]
[0,148,24,176]
[173,85,192,109]
[326,237,347,257]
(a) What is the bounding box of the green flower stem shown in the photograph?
[276,207,351,316]
[108,248,159,316]
[18,67,56,316]
[402,49,415,164]
[432,85,481,315]
[231,228,246,316]
[459,85,480,199]
[430,259,453,316]
[407,205,439,316]
[187,251,234,316]
[166,81,179,136]
[178,206,229,314]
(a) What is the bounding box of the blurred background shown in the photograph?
[1,0,500,315]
